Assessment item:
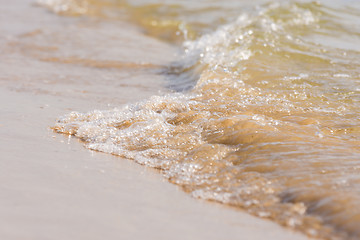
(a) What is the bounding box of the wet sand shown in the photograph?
[0,1,309,239]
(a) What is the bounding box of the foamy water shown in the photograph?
[44,0,360,239]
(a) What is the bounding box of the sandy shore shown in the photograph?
[0,1,309,239]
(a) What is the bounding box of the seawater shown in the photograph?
[42,0,360,238]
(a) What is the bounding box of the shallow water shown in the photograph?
[45,0,360,239]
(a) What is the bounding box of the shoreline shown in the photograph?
[0,1,309,239]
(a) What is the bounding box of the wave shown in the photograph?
[52,1,360,239]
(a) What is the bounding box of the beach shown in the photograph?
[0,1,309,239]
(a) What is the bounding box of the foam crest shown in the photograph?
[37,0,90,15]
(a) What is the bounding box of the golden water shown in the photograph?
[44,0,360,238]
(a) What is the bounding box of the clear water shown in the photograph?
[43,0,360,238]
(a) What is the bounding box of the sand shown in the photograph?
[0,1,309,239]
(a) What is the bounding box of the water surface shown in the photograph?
[44,0,360,238]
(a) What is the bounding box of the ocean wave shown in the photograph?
[53,1,360,239]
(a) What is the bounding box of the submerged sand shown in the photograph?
[0,1,309,239]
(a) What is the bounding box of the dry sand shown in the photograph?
[0,1,309,239]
